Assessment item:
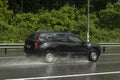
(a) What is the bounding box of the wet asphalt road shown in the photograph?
[0,54,120,80]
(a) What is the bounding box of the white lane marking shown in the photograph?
[5,71,120,80]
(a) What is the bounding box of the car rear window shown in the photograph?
[29,33,39,39]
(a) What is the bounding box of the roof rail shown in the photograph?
[36,30,54,33]
[36,30,72,33]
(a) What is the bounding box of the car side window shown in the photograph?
[55,34,67,42]
[68,35,81,43]
[39,33,54,41]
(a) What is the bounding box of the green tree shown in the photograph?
[98,0,120,29]
[0,0,14,43]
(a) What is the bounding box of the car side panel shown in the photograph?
[40,42,73,55]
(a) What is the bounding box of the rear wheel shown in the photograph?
[45,51,56,63]
[88,49,99,62]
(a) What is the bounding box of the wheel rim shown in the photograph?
[91,52,97,61]
[46,53,55,63]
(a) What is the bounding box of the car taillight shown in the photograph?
[35,39,40,48]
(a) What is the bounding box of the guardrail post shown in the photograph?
[5,48,7,55]
[103,47,105,53]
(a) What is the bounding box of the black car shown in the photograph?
[24,30,101,63]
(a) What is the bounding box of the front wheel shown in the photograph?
[88,49,99,62]
[45,51,56,63]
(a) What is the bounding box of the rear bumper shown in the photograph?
[24,46,45,56]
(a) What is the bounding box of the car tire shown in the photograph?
[88,48,99,62]
[45,51,56,63]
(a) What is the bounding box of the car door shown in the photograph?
[68,35,87,54]
[54,33,72,53]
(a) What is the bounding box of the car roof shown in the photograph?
[35,30,73,35]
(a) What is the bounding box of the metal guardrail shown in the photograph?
[99,43,120,52]
[0,43,24,55]
[0,43,120,55]
[0,43,24,49]
[99,43,120,47]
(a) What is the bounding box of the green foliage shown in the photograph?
[0,0,120,43]
[93,0,120,43]
[98,1,120,29]
[8,0,118,13]
[36,5,88,41]
[0,0,14,43]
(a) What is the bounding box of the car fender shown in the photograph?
[86,42,101,55]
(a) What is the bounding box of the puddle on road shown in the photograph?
[54,56,89,63]
[0,56,47,67]
[0,56,89,67]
